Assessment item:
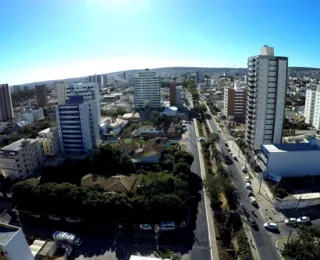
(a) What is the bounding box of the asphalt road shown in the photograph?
[186,119,212,260]
[205,110,281,260]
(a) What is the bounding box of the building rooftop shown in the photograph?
[1,139,38,152]
[0,223,20,245]
[263,143,319,153]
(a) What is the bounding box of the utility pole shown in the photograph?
[287,229,292,244]
[259,174,263,194]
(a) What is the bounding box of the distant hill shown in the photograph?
[15,66,320,87]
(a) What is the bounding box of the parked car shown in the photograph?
[225,143,229,147]
[49,215,61,221]
[140,224,152,231]
[65,217,81,223]
[159,222,175,231]
[248,192,254,197]
[198,138,205,142]
[285,218,297,226]
[249,196,257,204]
[246,183,252,190]
[264,222,277,230]
[245,176,250,182]
[297,216,310,223]
[242,167,247,173]
[232,155,237,160]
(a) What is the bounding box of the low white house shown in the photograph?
[20,107,44,123]
[132,125,164,136]
[258,137,320,181]
[0,139,45,179]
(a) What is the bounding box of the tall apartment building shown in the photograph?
[304,87,318,125]
[0,139,45,179]
[89,74,104,88]
[195,71,204,83]
[0,84,14,121]
[169,83,182,107]
[134,69,161,109]
[223,83,247,122]
[57,83,101,122]
[56,83,68,105]
[307,85,320,128]
[56,96,100,153]
[37,127,61,156]
[35,85,48,107]
[245,45,288,150]
[0,223,34,260]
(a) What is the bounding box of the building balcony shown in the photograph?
[61,125,81,129]
[63,138,83,143]
[247,81,257,87]
[64,143,83,147]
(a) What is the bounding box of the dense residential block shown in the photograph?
[0,84,14,121]
[245,45,288,150]
[0,138,45,179]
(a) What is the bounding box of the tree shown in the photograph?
[174,151,194,166]
[90,144,121,174]
[172,162,191,178]
[119,154,136,174]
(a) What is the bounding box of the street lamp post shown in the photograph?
[154,225,160,251]
[12,208,23,231]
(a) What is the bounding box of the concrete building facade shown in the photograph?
[305,85,320,129]
[245,45,288,150]
[21,108,44,123]
[35,85,48,107]
[223,83,247,122]
[37,128,61,156]
[258,138,320,180]
[134,69,161,109]
[195,71,204,83]
[0,139,45,179]
[56,97,100,153]
[0,84,14,122]
[0,223,34,260]
[56,83,68,105]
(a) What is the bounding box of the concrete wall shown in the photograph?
[268,150,320,177]
[275,196,320,210]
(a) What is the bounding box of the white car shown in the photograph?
[284,218,297,225]
[249,196,257,204]
[49,215,61,221]
[30,213,41,218]
[297,216,310,223]
[65,217,81,223]
[242,167,247,173]
[245,176,250,182]
[264,222,277,230]
[140,224,152,230]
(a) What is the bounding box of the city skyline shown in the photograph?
[1,0,320,85]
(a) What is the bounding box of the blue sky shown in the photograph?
[1,0,320,85]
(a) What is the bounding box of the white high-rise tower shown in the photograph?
[245,45,288,150]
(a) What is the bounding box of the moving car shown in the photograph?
[297,216,310,223]
[248,217,257,227]
[140,224,152,230]
[241,167,247,173]
[30,213,41,218]
[159,222,175,231]
[284,218,297,226]
[264,222,277,230]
